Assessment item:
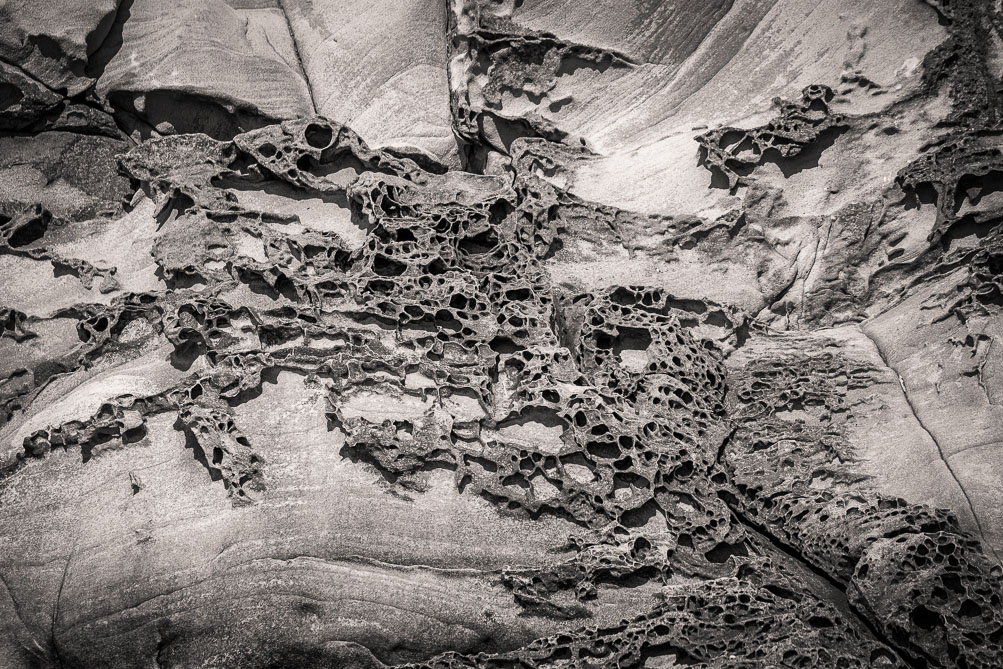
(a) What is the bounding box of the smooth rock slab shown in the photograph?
[283,0,457,163]
[0,0,120,94]
[96,0,314,138]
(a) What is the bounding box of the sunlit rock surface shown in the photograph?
[2,1,1003,668]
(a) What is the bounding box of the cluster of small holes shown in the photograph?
[177,403,263,504]
[398,572,904,669]
[696,85,844,190]
[23,400,148,461]
[45,108,1001,667]
[328,176,753,604]
[720,335,1003,668]
[852,530,1003,669]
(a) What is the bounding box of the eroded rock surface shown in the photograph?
[2,1,1003,668]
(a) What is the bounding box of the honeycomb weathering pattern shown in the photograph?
[1,0,1003,668]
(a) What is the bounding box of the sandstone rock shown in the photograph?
[95,0,314,139]
[2,1,1003,668]
[0,0,120,95]
[282,0,458,163]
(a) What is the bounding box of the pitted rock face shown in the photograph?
[2,1,1003,669]
[696,85,850,191]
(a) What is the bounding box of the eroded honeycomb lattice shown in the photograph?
[3,1,1003,666]
[696,85,848,190]
[400,563,904,669]
[448,1,635,165]
[6,107,1002,669]
[882,0,1003,321]
[720,333,1003,669]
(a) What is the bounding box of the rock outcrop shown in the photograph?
[2,1,1003,668]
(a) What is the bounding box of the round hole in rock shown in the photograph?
[910,605,942,630]
[0,82,24,111]
[7,216,48,247]
[304,123,333,149]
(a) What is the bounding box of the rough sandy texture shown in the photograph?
[2,1,1003,668]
